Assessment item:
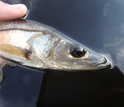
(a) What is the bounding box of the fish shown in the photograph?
[0,19,111,83]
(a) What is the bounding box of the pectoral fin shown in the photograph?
[0,44,44,69]
[0,44,33,65]
[0,45,29,87]
[0,45,28,59]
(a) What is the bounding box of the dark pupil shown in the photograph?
[70,47,86,58]
[75,50,83,56]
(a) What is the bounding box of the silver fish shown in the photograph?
[0,19,111,83]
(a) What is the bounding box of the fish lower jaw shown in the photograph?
[97,53,113,69]
[96,60,112,69]
[98,63,111,69]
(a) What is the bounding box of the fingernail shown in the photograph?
[7,4,27,10]
[21,14,28,19]
[21,10,29,19]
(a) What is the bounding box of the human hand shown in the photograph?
[0,1,27,20]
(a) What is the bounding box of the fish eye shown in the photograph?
[70,47,86,58]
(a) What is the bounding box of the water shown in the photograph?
[1,0,124,107]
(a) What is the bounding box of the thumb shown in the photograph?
[0,1,27,20]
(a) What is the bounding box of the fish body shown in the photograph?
[0,19,111,82]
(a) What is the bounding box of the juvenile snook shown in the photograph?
[0,19,111,82]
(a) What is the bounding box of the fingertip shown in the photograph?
[7,4,28,17]
[18,4,28,18]
[0,2,28,20]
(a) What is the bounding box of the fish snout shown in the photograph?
[88,53,112,69]
[97,55,112,69]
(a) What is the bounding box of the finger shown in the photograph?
[0,1,27,20]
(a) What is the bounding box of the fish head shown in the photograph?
[46,38,112,70]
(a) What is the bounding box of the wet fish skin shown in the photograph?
[0,19,111,83]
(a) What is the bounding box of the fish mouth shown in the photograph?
[95,57,112,69]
